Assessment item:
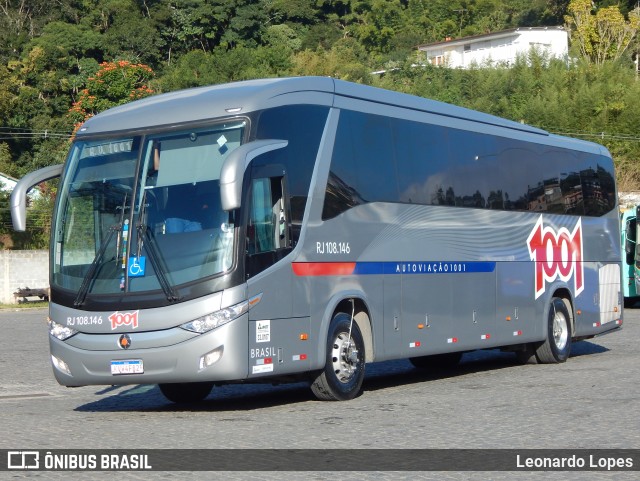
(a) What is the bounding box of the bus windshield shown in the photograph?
[52,121,245,299]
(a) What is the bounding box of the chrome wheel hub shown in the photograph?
[330,331,360,383]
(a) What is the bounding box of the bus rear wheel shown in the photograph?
[158,382,214,403]
[535,297,572,363]
[311,313,365,401]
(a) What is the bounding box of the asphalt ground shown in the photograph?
[0,306,638,480]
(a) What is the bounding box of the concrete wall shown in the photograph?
[0,250,49,304]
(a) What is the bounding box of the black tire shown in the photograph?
[409,351,463,369]
[514,344,539,365]
[311,313,366,401]
[535,297,572,364]
[158,382,214,403]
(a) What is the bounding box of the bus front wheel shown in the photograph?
[535,297,572,364]
[311,313,366,401]
[158,382,214,403]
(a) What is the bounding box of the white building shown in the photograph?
[417,26,568,69]
[0,172,18,191]
[0,172,42,200]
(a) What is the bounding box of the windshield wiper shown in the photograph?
[74,224,119,307]
[141,226,180,302]
[115,192,129,267]
[136,191,180,302]
[74,189,129,307]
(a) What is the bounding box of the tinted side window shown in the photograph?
[560,169,583,215]
[394,120,449,205]
[323,109,616,219]
[323,111,363,220]
[255,105,329,233]
[323,110,398,219]
[447,130,497,209]
[581,154,616,216]
[351,112,398,203]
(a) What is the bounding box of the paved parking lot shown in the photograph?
[0,306,638,479]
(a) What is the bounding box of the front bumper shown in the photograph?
[49,314,248,386]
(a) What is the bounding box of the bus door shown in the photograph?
[622,209,637,301]
[245,164,311,377]
[636,205,640,296]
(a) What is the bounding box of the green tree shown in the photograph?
[68,60,155,132]
[159,50,222,90]
[291,38,371,82]
[0,143,11,177]
[263,24,302,52]
[517,0,571,26]
[266,0,319,23]
[166,0,269,53]
[356,0,403,55]
[301,22,342,50]
[565,0,640,64]
[0,46,76,179]
[0,178,57,250]
[0,0,63,63]
[159,43,291,91]
[102,2,165,65]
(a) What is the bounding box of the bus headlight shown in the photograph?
[181,301,248,334]
[48,318,78,341]
[199,346,224,369]
[51,355,72,375]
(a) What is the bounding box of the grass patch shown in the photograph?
[0,301,48,310]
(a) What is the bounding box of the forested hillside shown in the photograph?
[1,0,640,247]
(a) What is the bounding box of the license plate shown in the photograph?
[111,359,144,375]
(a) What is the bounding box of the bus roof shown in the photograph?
[76,77,547,136]
[76,77,336,136]
[76,77,607,156]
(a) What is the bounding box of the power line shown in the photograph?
[0,126,72,134]
[526,123,640,143]
[0,126,73,141]
[550,131,640,142]
[0,133,71,140]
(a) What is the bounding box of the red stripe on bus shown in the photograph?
[292,262,356,276]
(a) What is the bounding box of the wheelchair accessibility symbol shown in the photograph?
[128,256,146,277]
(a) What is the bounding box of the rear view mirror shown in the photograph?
[11,164,64,232]
[219,139,287,211]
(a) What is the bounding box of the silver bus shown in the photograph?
[12,77,622,403]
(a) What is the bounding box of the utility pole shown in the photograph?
[455,9,467,37]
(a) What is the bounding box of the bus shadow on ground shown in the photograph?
[74,340,609,413]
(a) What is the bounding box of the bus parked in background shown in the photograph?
[636,205,640,301]
[11,77,623,404]
[621,206,638,306]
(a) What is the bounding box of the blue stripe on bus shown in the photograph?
[353,261,496,275]
[292,261,496,276]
